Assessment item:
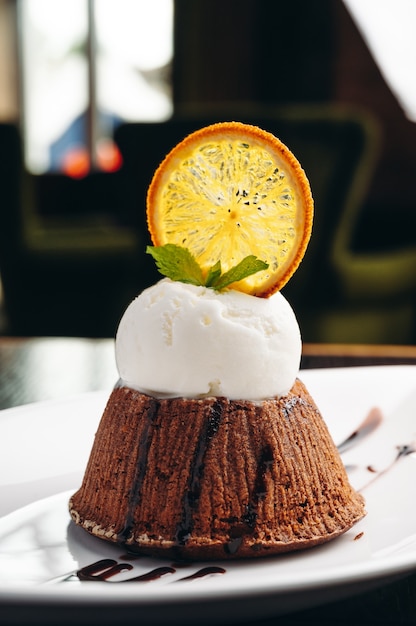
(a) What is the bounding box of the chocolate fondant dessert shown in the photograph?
[69,380,365,559]
[69,122,365,559]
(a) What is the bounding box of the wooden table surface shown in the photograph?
[0,337,415,625]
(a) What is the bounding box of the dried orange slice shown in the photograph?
[146,121,313,296]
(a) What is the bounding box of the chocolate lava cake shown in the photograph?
[69,379,365,560]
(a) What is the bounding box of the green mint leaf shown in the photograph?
[211,255,269,290]
[205,260,222,287]
[147,244,268,293]
[146,244,204,286]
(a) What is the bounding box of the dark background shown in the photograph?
[173,0,416,252]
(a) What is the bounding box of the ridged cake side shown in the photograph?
[69,380,365,559]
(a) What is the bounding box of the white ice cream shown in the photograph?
[115,278,301,401]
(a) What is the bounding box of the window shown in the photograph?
[343,0,416,122]
[18,0,174,175]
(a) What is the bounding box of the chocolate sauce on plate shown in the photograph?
[75,560,225,583]
[337,407,383,453]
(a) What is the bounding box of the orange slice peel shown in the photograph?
[146,121,313,297]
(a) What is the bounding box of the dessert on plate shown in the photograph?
[69,122,365,559]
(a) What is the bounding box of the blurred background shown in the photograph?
[0,0,415,343]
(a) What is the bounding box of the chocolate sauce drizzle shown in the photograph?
[335,407,416,491]
[75,559,225,583]
[119,399,159,543]
[174,400,223,546]
[77,559,132,581]
[252,443,275,504]
[359,441,416,491]
[225,443,274,555]
[337,407,383,453]
[176,566,226,581]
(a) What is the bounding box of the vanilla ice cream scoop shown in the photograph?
[115,278,301,401]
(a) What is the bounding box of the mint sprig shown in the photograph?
[147,244,204,286]
[147,244,268,292]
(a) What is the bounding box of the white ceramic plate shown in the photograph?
[0,366,415,625]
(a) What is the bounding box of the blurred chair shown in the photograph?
[329,193,416,344]
[115,103,416,344]
[0,122,143,337]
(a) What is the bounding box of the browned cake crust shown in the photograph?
[69,379,365,559]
